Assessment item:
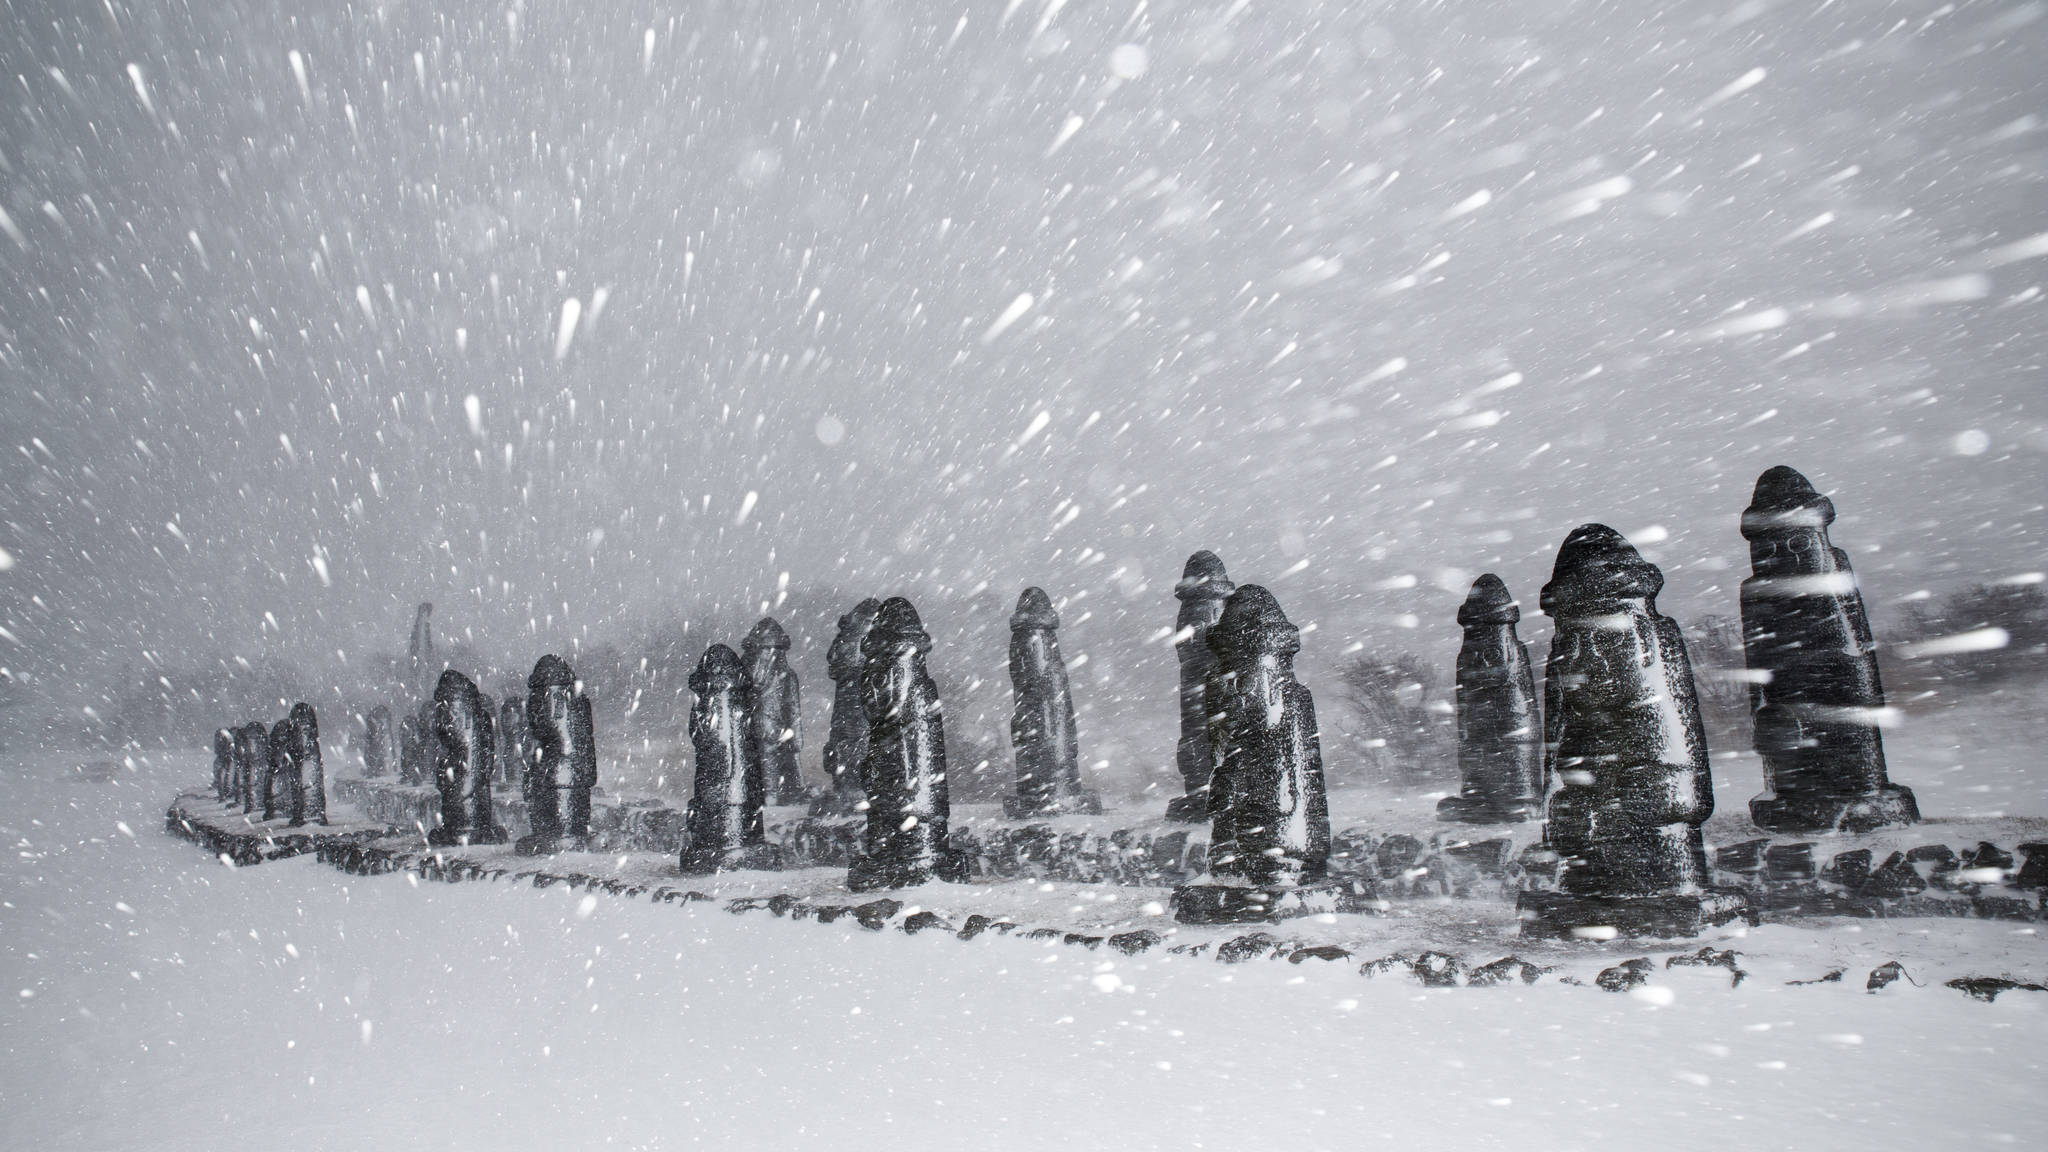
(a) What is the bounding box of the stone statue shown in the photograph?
[1003,587,1101,818]
[849,598,969,891]
[518,655,596,854]
[1518,525,1749,938]
[496,696,528,793]
[679,645,783,874]
[1167,551,1235,823]
[815,598,882,816]
[264,718,298,823]
[407,601,435,684]
[1741,466,1919,834]
[742,617,805,806]
[234,722,268,813]
[398,708,429,786]
[363,705,395,778]
[212,727,234,804]
[427,669,506,846]
[289,702,326,826]
[1173,585,1336,924]
[1437,575,1544,823]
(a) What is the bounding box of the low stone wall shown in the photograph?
[165,794,398,866]
[321,779,2048,919]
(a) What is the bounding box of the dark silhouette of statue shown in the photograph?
[212,728,234,804]
[1437,575,1543,823]
[234,722,269,813]
[289,702,326,825]
[849,598,969,891]
[742,617,806,806]
[363,705,396,778]
[518,655,596,854]
[815,598,881,816]
[1172,585,1335,924]
[679,645,783,874]
[1003,587,1101,818]
[427,669,506,846]
[264,718,297,822]
[1741,466,1919,834]
[496,696,527,793]
[1167,552,1235,823]
[1518,525,1749,938]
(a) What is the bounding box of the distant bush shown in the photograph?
[1333,653,1454,787]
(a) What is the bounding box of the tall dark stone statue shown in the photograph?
[399,710,430,786]
[1003,587,1101,818]
[849,598,969,891]
[1172,586,1336,924]
[1167,551,1235,823]
[427,669,507,846]
[1518,525,1750,939]
[679,645,783,874]
[1438,575,1544,823]
[815,598,882,816]
[742,617,806,806]
[234,722,268,814]
[496,696,527,793]
[289,702,327,826]
[212,728,235,804]
[363,705,396,778]
[518,655,596,854]
[407,601,435,684]
[1741,466,1919,834]
[264,718,298,823]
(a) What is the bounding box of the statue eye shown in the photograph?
[1788,536,1811,553]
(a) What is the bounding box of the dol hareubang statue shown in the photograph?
[815,598,882,816]
[1172,585,1337,924]
[1437,575,1543,824]
[742,617,806,807]
[1740,466,1919,834]
[679,645,783,874]
[428,669,506,847]
[1519,525,1750,939]
[519,655,597,855]
[1166,551,1234,823]
[848,598,968,891]
[1003,587,1101,818]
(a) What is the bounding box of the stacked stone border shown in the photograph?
[166,794,2048,1001]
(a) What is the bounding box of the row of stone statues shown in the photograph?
[211,703,327,826]
[1424,466,1918,838]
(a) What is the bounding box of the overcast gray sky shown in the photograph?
[1,0,2043,734]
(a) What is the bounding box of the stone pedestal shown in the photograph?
[848,598,969,891]
[1438,574,1543,824]
[1170,882,1347,925]
[1740,466,1919,834]
[1003,587,1102,818]
[1166,551,1234,823]
[1517,890,1754,941]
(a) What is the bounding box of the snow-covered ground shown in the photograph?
[6,742,2046,1151]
